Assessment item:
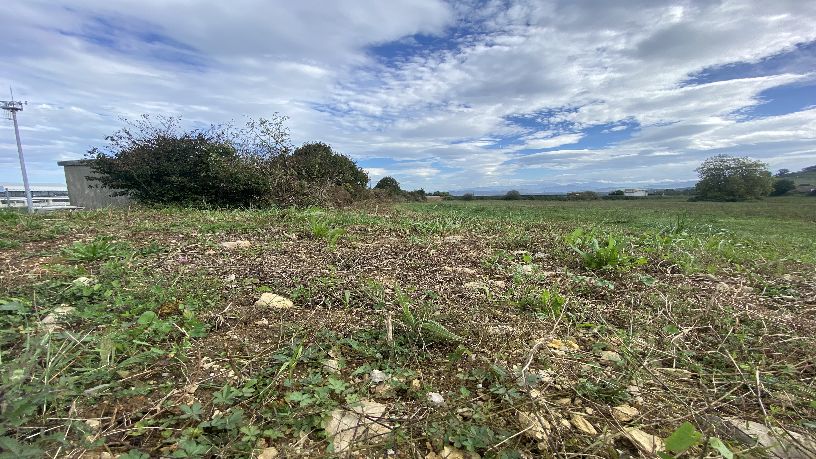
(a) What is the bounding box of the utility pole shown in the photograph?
[1,94,32,213]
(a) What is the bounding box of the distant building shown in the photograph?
[623,189,648,197]
[57,160,132,209]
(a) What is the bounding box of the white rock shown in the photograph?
[323,359,341,374]
[720,417,816,459]
[427,392,445,406]
[254,293,293,309]
[518,411,551,441]
[325,400,390,453]
[85,419,102,430]
[517,264,535,275]
[570,414,597,435]
[73,277,95,287]
[599,350,622,364]
[370,369,388,384]
[611,404,639,422]
[220,240,252,249]
[623,428,665,455]
[40,306,76,332]
[257,447,279,459]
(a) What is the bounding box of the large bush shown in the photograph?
[693,155,773,201]
[87,115,368,207]
[374,176,401,194]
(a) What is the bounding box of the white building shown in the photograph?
[623,189,648,197]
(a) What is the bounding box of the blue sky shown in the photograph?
[1,0,815,192]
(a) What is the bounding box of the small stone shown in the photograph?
[254,318,270,326]
[599,350,622,364]
[325,400,390,453]
[411,379,421,391]
[464,281,486,290]
[73,276,95,286]
[220,240,251,249]
[370,369,388,384]
[427,392,445,406]
[257,447,279,459]
[518,264,535,275]
[40,306,76,332]
[85,419,102,430]
[571,414,597,435]
[518,411,551,441]
[611,404,640,422]
[624,428,665,455]
[254,293,293,309]
[555,397,572,406]
[323,359,341,374]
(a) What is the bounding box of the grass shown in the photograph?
[0,197,814,457]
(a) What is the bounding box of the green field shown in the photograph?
[1,197,814,457]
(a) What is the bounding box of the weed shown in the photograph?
[62,237,129,262]
[309,219,345,247]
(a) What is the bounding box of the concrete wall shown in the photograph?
[59,161,132,209]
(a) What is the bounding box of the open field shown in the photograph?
[1,197,815,458]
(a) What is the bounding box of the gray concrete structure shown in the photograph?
[57,160,132,209]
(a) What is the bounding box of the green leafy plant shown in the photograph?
[62,237,128,262]
[516,288,565,317]
[398,294,462,344]
[309,219,345,247]
[566,229,644,270]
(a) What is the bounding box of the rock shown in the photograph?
[707,417,816,459]
[85,419,102,430]
[40,306,76,332]
[411,379,421,391]
[325,400,390,453]
[425,446,480,459]
[518,411,551,441]
[322,359,341,374]
[657,367,693,381]
[254,293,293,309]
[464,281,487,290]
[427,392,445,406]
[254,318,270,326]
[257,447,279,459]
[623,428,665,455]
[555,397,572,406]
[599,350,622,364]
[370,369,388,384]
[220,240,251,249]
[571,414,597,435]
[517,264,535,275]
[547,338,580,352]
[611,404,639,422]
[73,276,95,287]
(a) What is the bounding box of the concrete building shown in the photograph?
[58,160,132,209]
[623,189,648,197]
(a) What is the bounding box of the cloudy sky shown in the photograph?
[1,0,815,192]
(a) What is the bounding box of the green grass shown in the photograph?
[0,198,814,457]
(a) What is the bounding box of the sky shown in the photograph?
[1,0,815,193]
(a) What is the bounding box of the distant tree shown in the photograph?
[802,165,816,173]
[461,192,474,201]
[775,168,791,177]
[374,176,401,193]
[694,155,773,201]
[771,179,796,196]
[505,190,522,200]
[609,190,624,196]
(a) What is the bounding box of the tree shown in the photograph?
[694,155,773,201]
[775,168,791,177]
[609,190,624,196]
[461,192,474,201]
[771,179,796,196]
[505,190,522,200]
[374,176,401,193]
[290,142,368,192]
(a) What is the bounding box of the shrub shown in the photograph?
[462,193,474,201]
[374,176,401,194]
[290,142,368,193]
[505,190,522,200]
[771,178,795,196]
[87,115,368,208]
